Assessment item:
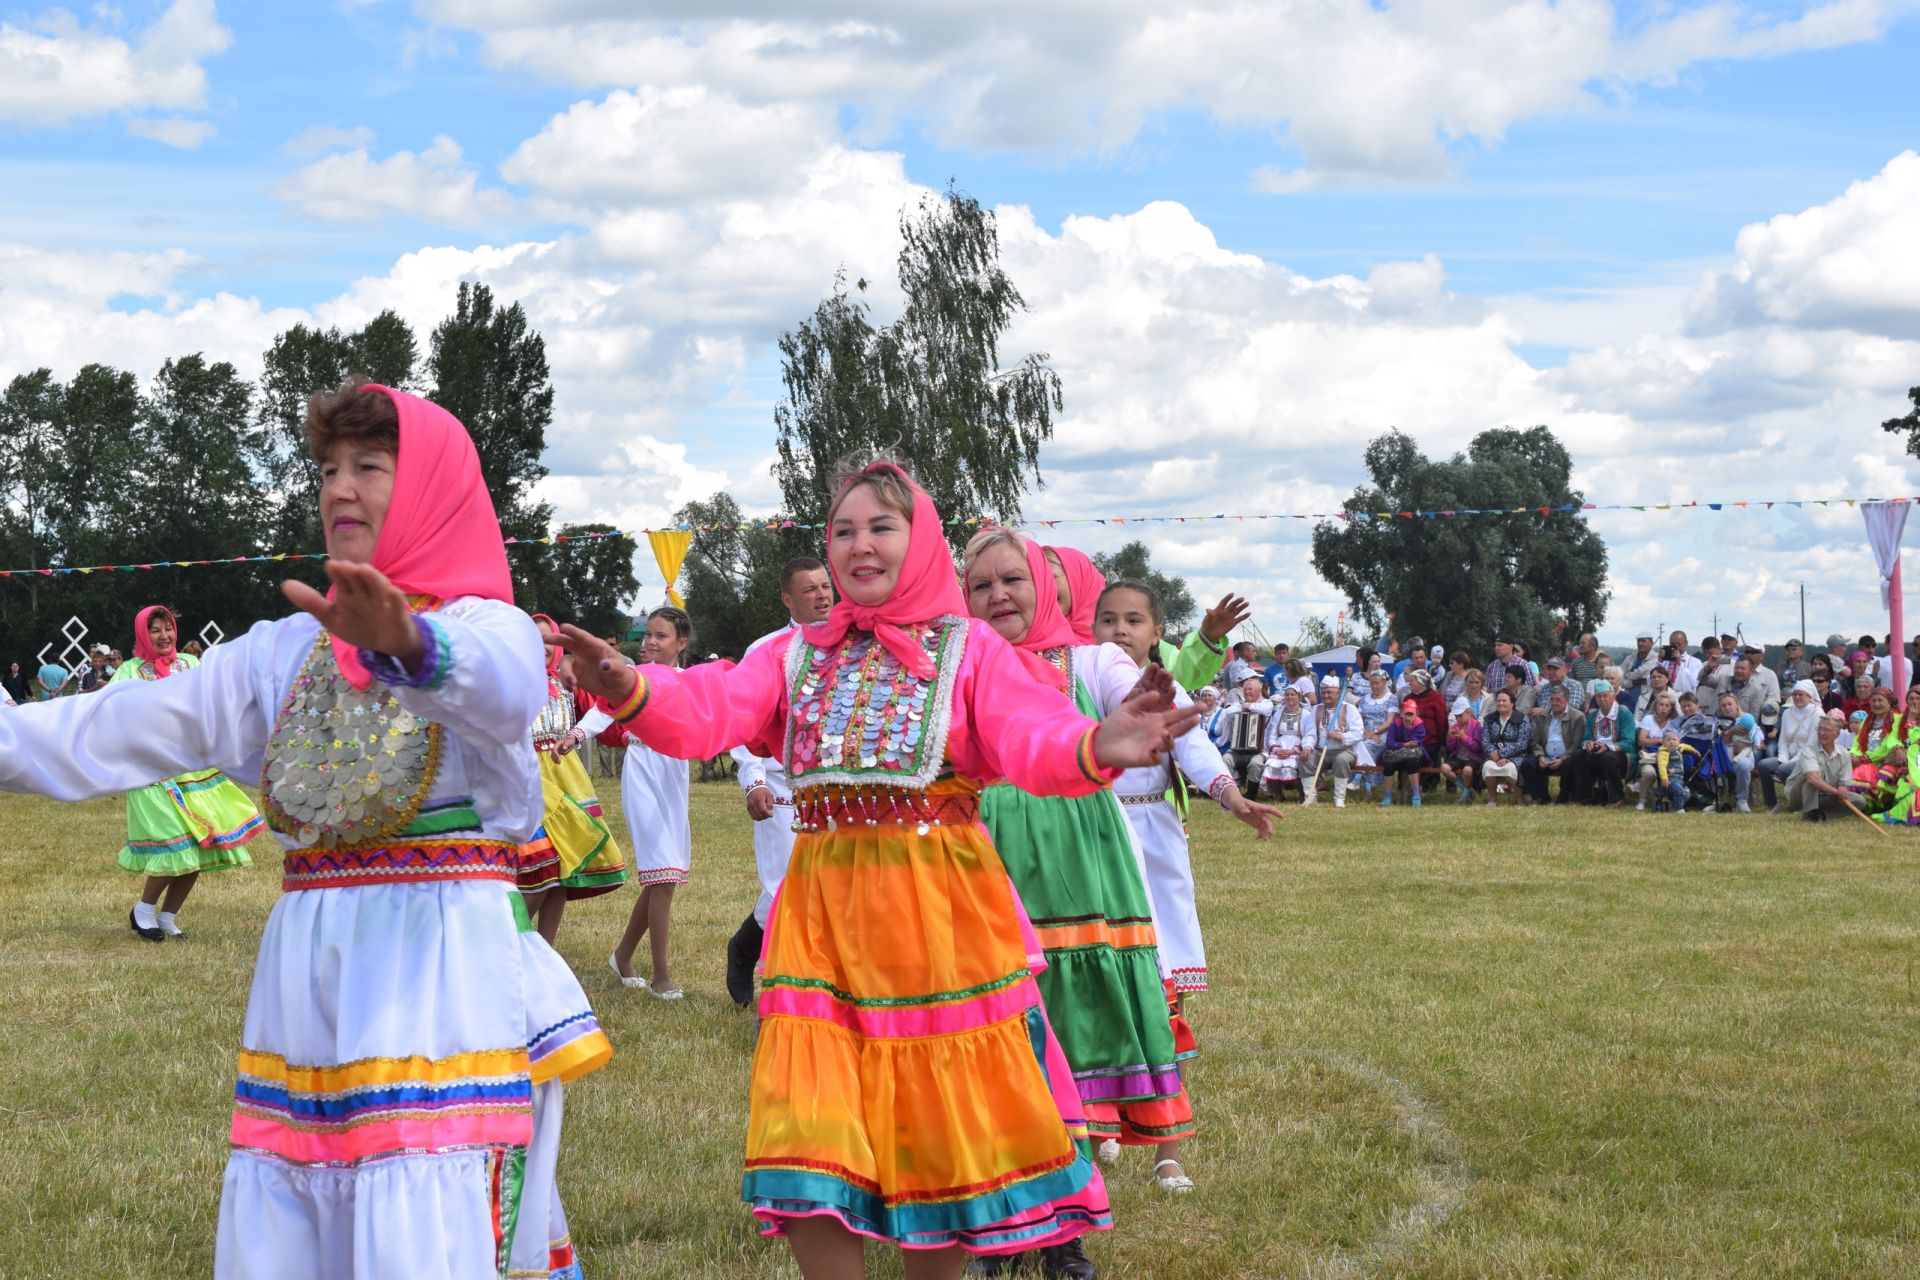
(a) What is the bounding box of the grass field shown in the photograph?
[3,769,1918,1278]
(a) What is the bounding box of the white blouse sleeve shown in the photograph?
[0,620,276,800]
[388,597,547,748]
[1172,692,1232,794]
[1081,643,1146,716]
[575,705,614,739]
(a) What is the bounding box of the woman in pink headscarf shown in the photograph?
[0,380,608,1278]
[108,603,264,941]
[551,455,1199,1280]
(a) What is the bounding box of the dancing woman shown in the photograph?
[550,458,1198,1280]
[112,604,263,940]
[518,612,626,944]
[0,381,608,1278]
[963,528,1213,1254]
[598,605,695,998]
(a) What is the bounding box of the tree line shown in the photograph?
[0,283,636,667]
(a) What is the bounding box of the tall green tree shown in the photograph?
[0,370,63,632]
[1309,426,1609,657]
[1882,385,1920,454]
[1091,540,1197,631]
[773,185,1062,527]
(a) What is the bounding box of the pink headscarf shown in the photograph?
[1047,544,1106,645]
[134,605,177,679]
[803,463,964,680]
[331,386,514,689]
[530,613,562,675]
[994,535,1079,694]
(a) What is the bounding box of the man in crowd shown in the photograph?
[1823,634,1851,672]
[1522,684,1585,804]
[1569,633,1601,683]
[1224,641,1261,689]
[1724,656,1769,719]
[1777,639,1811,687]
[1502,661,1537,715]
[1667,630,1702,694]
[1302,675,1363,808]
[1695,635,1732,702]
[1262,643,1292,698]
[1534,656,1587,716]
[724,556,835,1007]
[34,657,68,701]
[77,645,112,693]
[1225,676,1272,794]
[1738,644,1781,705]
[1485,634,1533,694]
[1788,712,1854,822]
[1620,631,1658,712]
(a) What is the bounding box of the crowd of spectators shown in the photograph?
[1201,629,1917,823]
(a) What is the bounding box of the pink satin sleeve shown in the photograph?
[949,620,1116,796]
[621,632,792,762]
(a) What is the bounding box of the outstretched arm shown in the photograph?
[550,624,787,761]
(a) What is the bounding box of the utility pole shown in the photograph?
[1799,582,1806,647]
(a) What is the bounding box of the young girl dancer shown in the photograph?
[598,605,694,998]
[111,604,264,940]
[963,528,1218,1277]
[518,613,626,944]
[550,459,1200,1280]
[0,382,609,1277]
[1089,577,1280,1194]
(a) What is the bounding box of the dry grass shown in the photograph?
[2,770,1917,1278]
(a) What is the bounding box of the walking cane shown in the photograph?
[1841,796,1892,837]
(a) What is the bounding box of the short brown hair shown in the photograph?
[826,452,918,523]
[304,377,399,463]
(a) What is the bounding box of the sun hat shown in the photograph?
[1450,696,1470,716]
[1321,674,1341,688]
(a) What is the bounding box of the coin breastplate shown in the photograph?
[261,633,442,848]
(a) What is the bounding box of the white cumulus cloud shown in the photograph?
[272,135,519,226]
[0,0,229,125]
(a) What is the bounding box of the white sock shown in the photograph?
[133,901,159,930]
[158,911,184,936]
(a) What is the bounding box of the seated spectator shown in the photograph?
[1714,691,1759,813]
[1404,668,1449,759]
[1261,686,1309,798]
[1521,684,1585,805]
[1654,730,1700,815]
[1760,681,1821,813]
[77,646,112,693]
[1346,646,1379,701]
[1393,642,1429,696]
[1501,662,1537,716]
[1809,663,1842,712]
[1377,699,1429,807]
[1197,685,1230,753]
[1438,697,1485,801]
[1857,688,1897,755]
[1533,656,1587,717]
[1569,632,1602,683]
[1460,666,1489,718]
[1480,688,1529,806]
[1620,631,1659,711]
[1672,691,1715,739]
[1484,634,1534,694]
[1724,656,1768,718]
[1303,675,1365,807]
[1787,712,1855,822]
[1353,668,1399,779]
[1440,650,1472,704]
[1570,679,1635,806]
[1635,690,1679,808]
[1841,674,1875,720]
[1225,676,1272,794]
[1740,644,1780,706]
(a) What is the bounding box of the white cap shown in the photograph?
[1450,696,1470,716]
[1321,674,1342,689]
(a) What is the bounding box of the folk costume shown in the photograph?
[0,388,610,1278]
[518,617,626,899]
[981,537,1196,1149]
[1051,544,1106,647]
[602,467,1112,1256]
[111,606,263,881]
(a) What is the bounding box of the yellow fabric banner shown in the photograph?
[647,530,694,608]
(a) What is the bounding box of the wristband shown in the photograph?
[360,615,450,690]
[1207,775,1238,808]
[606,669,649,722]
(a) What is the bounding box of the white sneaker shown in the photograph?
[1333,796,1345,808]
[1097,1139,1121,1164]
[1635,800,1645,811]
[1736,801,1751,814]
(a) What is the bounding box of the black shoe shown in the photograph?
[725,913,763,1008]
[128,909,164,943]
[966,1253,1019,1277]
[1803,809,1826,823]
[1039,1239,1096,1279]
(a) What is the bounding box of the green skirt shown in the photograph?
[118,769,263,877]
[980,784,1184,1107]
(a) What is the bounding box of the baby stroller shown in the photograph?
[1653,717,1730,812]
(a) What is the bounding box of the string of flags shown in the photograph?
[1,494,1913,581]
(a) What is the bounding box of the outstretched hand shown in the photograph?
[1093,666,1204,770]
[547,624,637,706]
[1199,594,1253,644]
[1223,791,1283,839]
[282,562,422,663]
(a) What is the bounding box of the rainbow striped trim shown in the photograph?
[231,1047,533,1167]
[1074,727,1104,783]
[281,839,519,891]
[607,671,649,722]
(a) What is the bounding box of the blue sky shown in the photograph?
[3,1,1919,642]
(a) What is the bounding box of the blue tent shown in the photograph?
[1306,645,1360,691]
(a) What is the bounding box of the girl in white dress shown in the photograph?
[605,606,694,999]
[1089,578,1282,1194]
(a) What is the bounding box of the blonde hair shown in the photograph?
[826,450,918,523]
[960,526,1029,576]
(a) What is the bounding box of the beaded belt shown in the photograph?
[281,840,520,892]
[1116,793,1170,807]
[791,786,978,833]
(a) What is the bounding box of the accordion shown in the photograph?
[1230,708,1267,752]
